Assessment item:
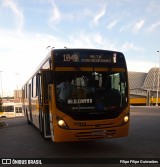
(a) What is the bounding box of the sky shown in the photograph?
[0,0,160,97]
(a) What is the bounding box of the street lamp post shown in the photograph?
[0,71,3,98]
[156,51,160,106]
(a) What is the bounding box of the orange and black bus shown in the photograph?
[22,48,130,142]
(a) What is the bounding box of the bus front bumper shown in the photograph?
[53,123,129,142]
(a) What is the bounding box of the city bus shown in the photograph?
[22,48,130,142]
[0,103,23,118]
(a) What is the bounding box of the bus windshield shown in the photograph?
[55,69,128,120]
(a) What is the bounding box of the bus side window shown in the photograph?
[15,107,22,113]
[7,106,14,112]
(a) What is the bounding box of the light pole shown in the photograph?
[156,51,160,106]
[0,71,3,98]
[14,73,21,102]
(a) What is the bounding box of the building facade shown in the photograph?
[129,68,160,106]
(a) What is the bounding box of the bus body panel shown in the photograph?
[51,100,130,142]
[30,97,40,128]
[53,122,129,142]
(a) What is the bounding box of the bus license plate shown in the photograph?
[91,130,107,136]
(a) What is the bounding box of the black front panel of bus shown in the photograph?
[55,70,128,121]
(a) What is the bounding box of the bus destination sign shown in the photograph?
[53,49,125,67]
[63,53,117,63]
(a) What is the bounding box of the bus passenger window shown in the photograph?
[6,106,14,112]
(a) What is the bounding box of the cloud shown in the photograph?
[49,0,61,24]
[93,5,106,25]
[122,42,144,52]
[0,28,59,95]
[148,21,160,32]
[68,32,117,50]
[126,60,154,72]
[119,20,145,34]
[2,0,24,32]
[107,19,119,30]
[133,20,145,33]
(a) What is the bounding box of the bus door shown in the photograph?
[40,70,53,138]
[28,84,33,122]
[36,73,43,134]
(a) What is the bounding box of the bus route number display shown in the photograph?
[63,53,117,63]
[63,54,79,62]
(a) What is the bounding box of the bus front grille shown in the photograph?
[76,130,117,140]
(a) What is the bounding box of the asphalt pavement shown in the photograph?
[0,106,160,167]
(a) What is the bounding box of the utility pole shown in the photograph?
[0,71,3,99]
[156,51,160,106]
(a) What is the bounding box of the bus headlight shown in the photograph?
[123,115,129,123]
[58,120,66,126]
[56,117,69,129]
